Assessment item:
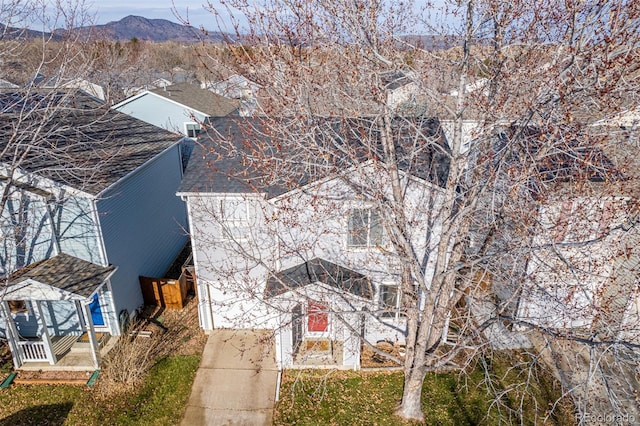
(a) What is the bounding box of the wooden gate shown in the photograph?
[139,276,188,309]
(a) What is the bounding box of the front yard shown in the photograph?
[0,355,200,425]
[0,298,206,426]
[275,352,575,425]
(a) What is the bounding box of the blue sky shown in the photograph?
[86,0,461,33]
[90,1,219,28]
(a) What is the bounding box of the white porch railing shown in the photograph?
[18,340,50,362]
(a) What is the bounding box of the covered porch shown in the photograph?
[1,253,117,370]
[267,258,374,369]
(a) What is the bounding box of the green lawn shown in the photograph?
[274,352,574,425]
[0,355,200,426]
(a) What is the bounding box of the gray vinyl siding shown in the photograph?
[97,144,188,318]
[0,186,54,275]
[52,195,102,264]
[114,94,208,136]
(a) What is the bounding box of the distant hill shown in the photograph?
[80,15,225,43]
[0,15,225,43]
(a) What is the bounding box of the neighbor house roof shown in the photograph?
[0,90,181,196]
[149,83,240,117]
[265,258,373,299]
[177,116,450,197]
[4,253,116,301]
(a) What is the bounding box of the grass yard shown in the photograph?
[0,355,200,426]
[274,352,574,425]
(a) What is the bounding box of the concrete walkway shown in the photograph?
[181,329,279,426]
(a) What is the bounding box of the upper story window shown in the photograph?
[347,208,383,248]
[185,123,200,138]
[220,199,253,241]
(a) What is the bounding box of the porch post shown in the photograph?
[81,301,100,369]
[0,301,22,368]
[33,301,55,365]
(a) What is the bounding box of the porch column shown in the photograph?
[81,301,100,369]
[0,302,22,368]
[33,301,55,365]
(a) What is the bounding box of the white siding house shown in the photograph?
[177,117,449,369]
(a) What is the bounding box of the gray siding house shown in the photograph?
[112,83,240,138]
[0,91,188,369]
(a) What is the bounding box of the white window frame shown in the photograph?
[219,198,252,242]
[184,122,201,139]
[378,282,401,320]
[346,207,384,249]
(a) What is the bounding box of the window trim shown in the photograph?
[346,207,384,249]
[219,198,252,242]
[378,282,402,320]
[184,122,201,139]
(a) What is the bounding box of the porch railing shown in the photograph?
[18,340,50,362]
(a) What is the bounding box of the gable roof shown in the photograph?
[5,253,116,301]
[265,258,373,299]
[0,90,181,196]
[177,116,450,197]
[149,83,240,117]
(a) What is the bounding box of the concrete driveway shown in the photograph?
[181,329,279,426]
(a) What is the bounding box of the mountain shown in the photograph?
[78,15,225,43]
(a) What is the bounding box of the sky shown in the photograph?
[89,0,234,31]
[87,0,460,34]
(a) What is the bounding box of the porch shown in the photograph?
[18,333,118,371]
[2,254,118,370]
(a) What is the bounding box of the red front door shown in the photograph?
[307,302,328,332]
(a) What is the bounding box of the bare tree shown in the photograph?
[184,0,640,422]
[0,1,108,276]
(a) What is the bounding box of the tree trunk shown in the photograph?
[395,367,426,421]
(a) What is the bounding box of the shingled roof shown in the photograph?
[265,258,373,299]
[150,83,240,117]
[177,116,450,197]
[5,253,116,300]
[0,90,181,196]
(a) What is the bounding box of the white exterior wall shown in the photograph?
[517,197,635,332]
[186,164,445,356]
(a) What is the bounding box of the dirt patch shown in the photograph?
[13,370,92,385]
[134,296,207,356]
[360,341,405,368]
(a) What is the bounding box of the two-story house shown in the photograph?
[0,90,188,369]
[177,116,450,369]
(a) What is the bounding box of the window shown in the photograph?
[8,300,27,314]
[348,208,383,248]
[379,284,400,318]
[220,199,252,241]
[185,123,200,138]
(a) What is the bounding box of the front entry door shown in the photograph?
[89,293,104,326]
[307,302,329,332]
